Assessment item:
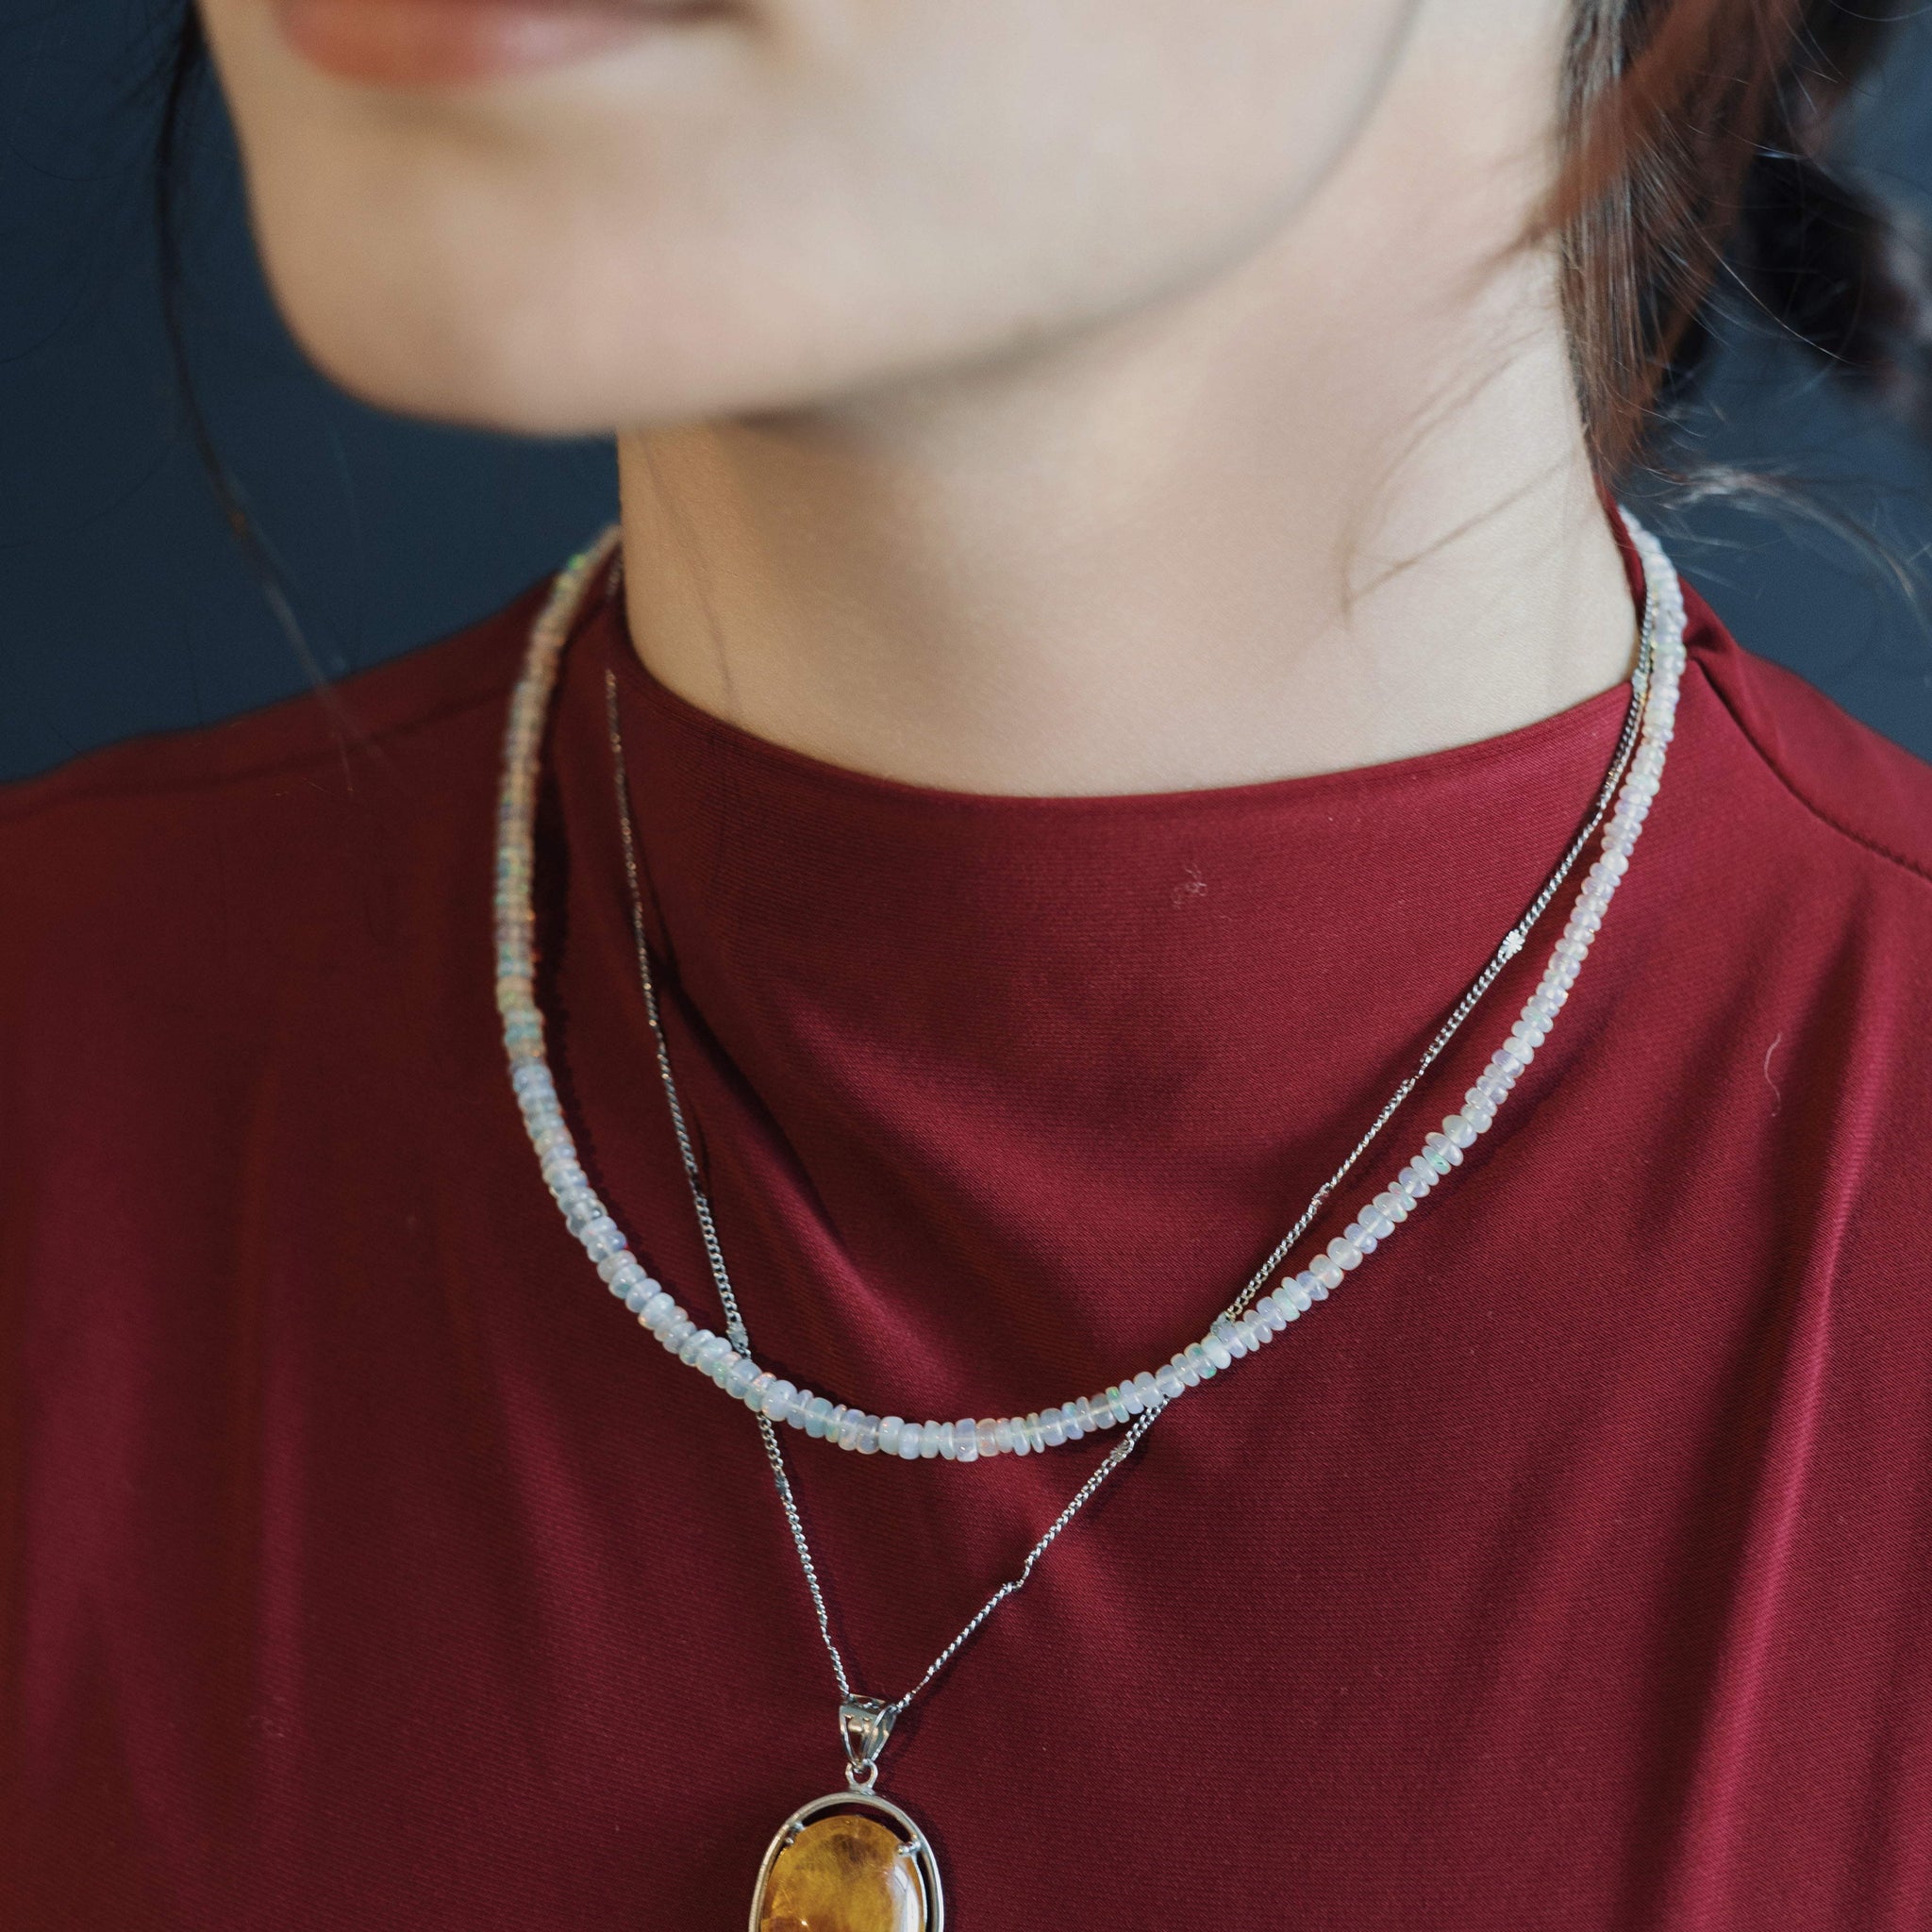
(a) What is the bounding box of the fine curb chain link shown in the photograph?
[596,526,1664,1733]
[606,667,1170,1718]
[1220,576,1657,1323]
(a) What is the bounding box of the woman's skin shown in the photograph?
[196,0,1636,794]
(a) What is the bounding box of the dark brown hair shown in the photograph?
[1552,0,1926,475]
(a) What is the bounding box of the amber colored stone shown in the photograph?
[758,1812,927,1932]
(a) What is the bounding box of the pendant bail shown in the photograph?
[839,1696,897,1791]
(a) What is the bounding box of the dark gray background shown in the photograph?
[4,2,1930,783]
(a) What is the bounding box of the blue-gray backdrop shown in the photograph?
[4,2,1930,782]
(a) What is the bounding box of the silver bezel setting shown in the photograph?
[748,1790,944,1932]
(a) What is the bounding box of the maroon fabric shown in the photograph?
[5,518,1932,1930]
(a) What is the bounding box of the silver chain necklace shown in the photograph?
[605,662,1168,1757]
[496,508,1687,1930]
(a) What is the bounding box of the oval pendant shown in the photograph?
[750,1790,943,1932]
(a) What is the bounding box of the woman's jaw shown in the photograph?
[195,0,1423,433]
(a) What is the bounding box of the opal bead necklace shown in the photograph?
[497,508,1686,1471]
[496,507,1685,1929]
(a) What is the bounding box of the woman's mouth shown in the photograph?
[272,0,721,89]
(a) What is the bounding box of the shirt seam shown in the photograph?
[1695,655,1932,895]
[0,662,519,826]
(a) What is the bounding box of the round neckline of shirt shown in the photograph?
[593,579,1662,826]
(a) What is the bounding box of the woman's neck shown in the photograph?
[614,9,1635,798]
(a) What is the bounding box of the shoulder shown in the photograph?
[1682,579,1932,897]
[0,574,550,835]
[0,571,564,1049]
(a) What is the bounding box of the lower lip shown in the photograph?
[273,0,710,88]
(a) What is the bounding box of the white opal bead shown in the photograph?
[501,518,1681,1477]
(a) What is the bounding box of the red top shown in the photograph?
[5,520,1932,1930]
